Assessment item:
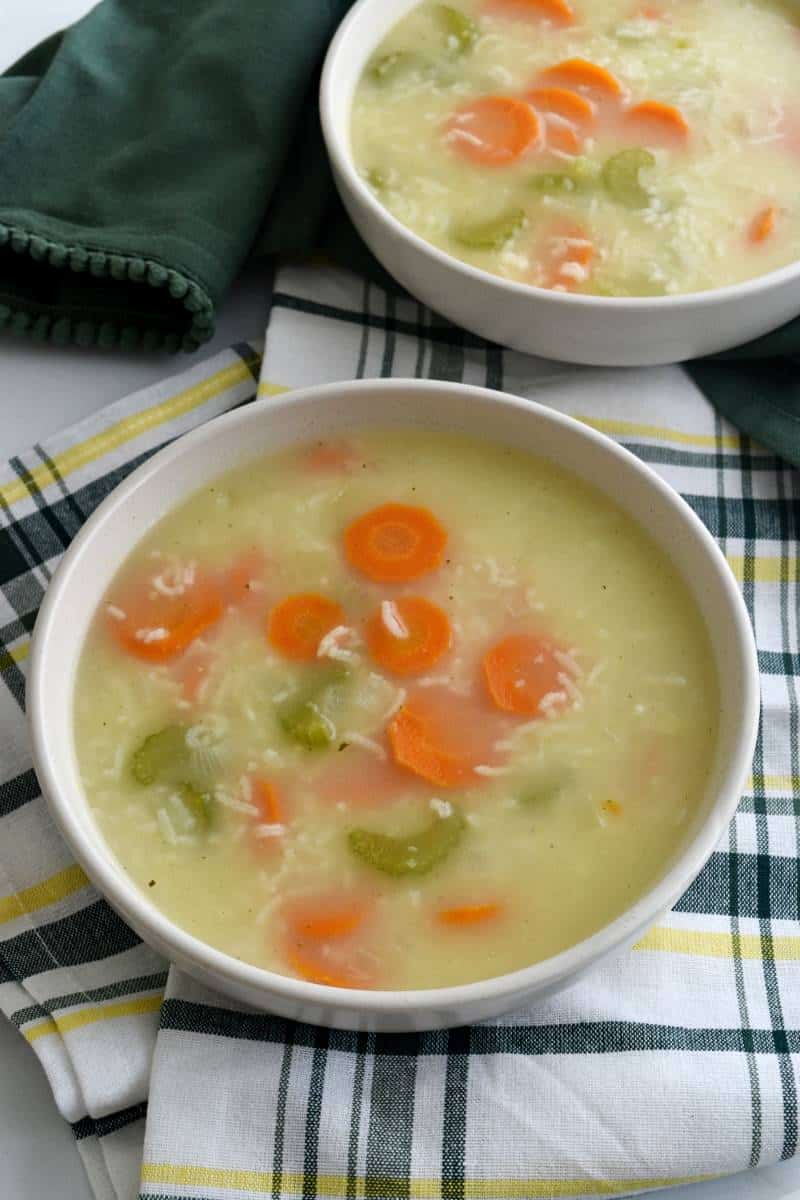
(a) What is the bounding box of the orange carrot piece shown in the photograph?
[748,204,777,244]
[315,747,416,809]
[624,100,689,145]
[482,633,571,716]
[344,502,447,583]
[539,58,623,101]
[286,900,367,941]
[301,440,357,474]
[365,596,452,676]
[538,220,595,291]
[437,903,504,927]
[445,95,541,167]
[486,0,575,25]
[267,593,345,661]
[107,573,223,664]
[284,945,368,989]
[525,86,595,127]
[251,777,284,825]
[388,692,483,788]
[545,119,583,156]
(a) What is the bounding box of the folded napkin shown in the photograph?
[1,260,799,1200]
[2,0,800,469]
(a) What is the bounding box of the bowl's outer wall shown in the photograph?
[321,0,800,366]
[29,382,760,1030]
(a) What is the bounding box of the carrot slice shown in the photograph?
[539,59,623,101]
[748,204,777,244]
[285,898,367,941]
[284,944,369,989]
[483,633,573,716]
[525,86,595,127]
[486,0,575,25]
[267,593,345,661]
[445,95,541,166]
[437,903,503,926]
[251,777,284,825]
[365,597,452,676]
[344,502,447,583]
[545,119,582,156]
[107,570,223,664]
[623,100,689,145]
[386,685,506,788]
[301,440,357,474]
[315,747,418,809]
[537,220,595,291]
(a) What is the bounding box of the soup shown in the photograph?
[351,0,800,296]
[74,430,718,990]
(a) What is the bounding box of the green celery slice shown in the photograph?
[277,665,350,751]
[348,806,465,876]
[529,158,600,195]
[368,51,422,84]
[602,148,655,209]
[131,725,218,830]
[434,4,479,53]
[451,207,526,250]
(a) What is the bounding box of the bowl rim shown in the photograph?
[320,0,800,311]
[29,378,761,1018]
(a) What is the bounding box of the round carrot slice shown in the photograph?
[537,219,595,291]
[525,86,595,126]
[436,903,503,927]
[300,440,357,474]
[482,633,574,716]
[487,0,575,25]
[387,686,506,788]
[623,100,689,145]
[285,895,367,941]
[365,597,452,676]
[267,593,345,661]
[545,119,582,156]
[251,777,285,825]
[748,204,777,244]
[283,944,372,989]
[344,502,447,583]
[107,569,223,663]
[539,59,623,101]
[445,95,541,167]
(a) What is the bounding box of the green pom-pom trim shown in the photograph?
[0,221,215,352]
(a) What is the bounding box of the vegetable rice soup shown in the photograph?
[351,0,800,296]
[75,430,718,990]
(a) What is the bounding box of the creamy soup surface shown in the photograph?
[351,0,800,296]
[75,430,718,990]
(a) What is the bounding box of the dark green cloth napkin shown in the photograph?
[1,1,799,467]
[0,0,350,352]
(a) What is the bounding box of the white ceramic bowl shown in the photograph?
[320,0,800,367]
[29,379,759,1031]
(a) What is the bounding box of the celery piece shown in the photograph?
[451,207,526,251]
[180,783,214,831]
[368,51,419,84]
[131,725,218,788]
[529,157,599,195]
[131,725,218,828]
[434,4,479,54]
[518,767,569,808]
[348,806,465,876]
[602,148,655,209]
[366,167,388,191]
[277,666,350,751]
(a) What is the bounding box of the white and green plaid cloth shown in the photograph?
[1,264,798,1200]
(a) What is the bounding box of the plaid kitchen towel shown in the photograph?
[1,263,799,1200]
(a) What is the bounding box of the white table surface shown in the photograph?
[1,4,799,1198]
